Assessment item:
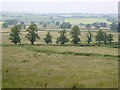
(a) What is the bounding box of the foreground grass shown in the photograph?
[25,45,118,56]
[2,46,118,88]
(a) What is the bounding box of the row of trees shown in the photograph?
[9,24,113,45]
[40,21,72,29]
[2,19,18,28]
[80,22,107,29]
[3,19,118,33]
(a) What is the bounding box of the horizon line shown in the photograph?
[1,11,118,15]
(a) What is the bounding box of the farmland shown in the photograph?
[1,29,119,88]
[65,18,111,25]
[0,0,119,88]
[2,46,118,88]
[1,10,119,88]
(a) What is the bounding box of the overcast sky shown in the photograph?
[0,0,119,14]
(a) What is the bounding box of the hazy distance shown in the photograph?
[1,0,118,14]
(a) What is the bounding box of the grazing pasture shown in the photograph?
[1,29,118,88]
[2,46,118,88]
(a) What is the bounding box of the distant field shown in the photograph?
[64,18,111,25]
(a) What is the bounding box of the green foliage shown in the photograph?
[26,24,40,44]
[95,30,113,44]
[55,21,60,26]
[92,22,99,28]
[30,21,35,25]
[86,30,92,44]
[9,25,21,44]
[70,26,81,44]
[44,31,52,44]
[110,22,118,31]
[101,32,107,44]
[5,19,18,25]
[43,24,47,29]
[102,32,114,44]
[72,84,77,89]
[56,29,69,44]
[59,22,71,29]
[107,34,113,43]
[85,24,91,29]
[20,21,26,29]
[2,23,8,28]
[99,22,107,27]
[95,30,104,44]
[118,23,120,32]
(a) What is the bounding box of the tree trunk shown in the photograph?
[104,41,106,44]
[15,42,17,44]
[31,42,34,45]
[88,41,90,44]
[99,41,100,44]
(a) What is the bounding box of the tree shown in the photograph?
[56,29,69,44]
[67,22,72,29]
[52,21,55,24]
[107,34,113,43]
[5,19,18,25]
[30,21,35,25]
[59,22,71,29]
[85,24,91,29]
[95,26,100,29]
[23,25,26,29]
[110,22,118,31]
[43,24,47,29]
[103,32,107,44]
[118,23,120,32]
[86,30,92,44]
[95,30,104,44]
[2,23,8,28]
[70,26,81,44]
[26,24,40,44]
[9,25,21,44]
[44,31,52,44]
[92,22,100,29]
[20,21,26,29]
[55,22,60,26]
[40,21,43,25]
[99,22,107,27]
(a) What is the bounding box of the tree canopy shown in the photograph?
[26,24,40,44]
[9,25,21,44]
[59,22,72,29]
[70,26,81,44]
[86,30,92,44]
[56,29,69,44]
[44,31,52,44]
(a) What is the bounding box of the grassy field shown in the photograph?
[1,30,118,88]
[64,18,111,25]
[2,45,118,88]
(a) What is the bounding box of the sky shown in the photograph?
[0,0,119,14]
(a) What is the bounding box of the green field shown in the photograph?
[1,30,118,88]
[2,45,118,88]
[65,18,111,25]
